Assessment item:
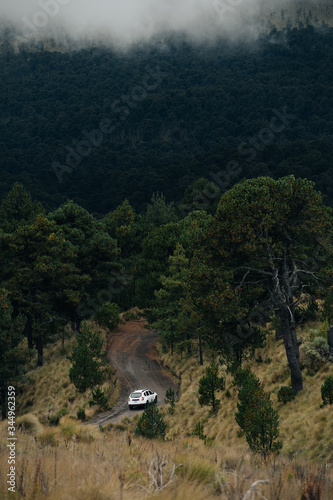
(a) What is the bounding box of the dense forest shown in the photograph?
[1,174,333,418]
[2,13,333,498]
[0,26,333,213]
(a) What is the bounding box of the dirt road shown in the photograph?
[89,320,178,425]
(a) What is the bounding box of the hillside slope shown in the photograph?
[1,319,333,499]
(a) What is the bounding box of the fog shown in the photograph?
[0,0,327,45]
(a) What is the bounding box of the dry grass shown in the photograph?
[16,413,43,437]
[1,319,333,499]
[159,320,333,463]
[1,421,332,499]
[17,322,120,423]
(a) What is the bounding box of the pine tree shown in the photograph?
[0,215,85,365]
[235,370,282,459]
[321,376,333,406]
[0,289,27,419]
[95,302,121,331]
[0,183,44,233]
[164,387,176,414]
[198,362,225,413]
[135,402,167,440]
[148,244,190,354]
[68,322,108,392]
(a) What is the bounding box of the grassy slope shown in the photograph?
[17,322,120,423]
[160,319,333,462]
[1,318,333,499]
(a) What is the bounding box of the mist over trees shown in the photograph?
[0,27,333,214]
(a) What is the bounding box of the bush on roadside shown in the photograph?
[95,302,121,331]
[89,387,109,410]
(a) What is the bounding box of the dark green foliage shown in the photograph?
[164,387,176,414]
[244,394,283,459]
[321,376,333,406]
[135,221,184,308]
[235,371,282,459]
[1,29,333,213]
[234,371,262,432]
[123,310,137,321]
[0,289,27,419]
[147,244,189,353]
[232,368,254,389]
[144,193,178,231]
[49,200,121,324]
[77,408,86,421]
[192,421,206,440]
[198,362,225,413]
[135,402,167,440]
[89,387,109,410]
[189,175,333,393]
[0,212,87,366]
[225,389,231,399]
[68,322,107,392]
[49,415,59,427]
[0,183,44,233]
[277,386,297,404]
[95,302,121,332]
[295,297,319,324]
[56,407,69,418]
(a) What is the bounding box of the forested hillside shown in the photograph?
[2,8,333,498]
[1,26,333,213]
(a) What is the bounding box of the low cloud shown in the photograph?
[0,0,327,45]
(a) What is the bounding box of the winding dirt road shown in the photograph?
[89,320,178,425]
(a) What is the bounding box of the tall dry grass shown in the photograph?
[1,318,333,499]
[17,322,120,423]
[159,320,333,463]
[1,421,332,499]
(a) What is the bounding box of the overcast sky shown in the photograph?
[0,0,312,44]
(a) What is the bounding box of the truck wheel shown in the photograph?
[154,396,158,404]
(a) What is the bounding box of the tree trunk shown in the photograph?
[327,326,333,354]
[199,332,203,366]
[36,334,43,367]
[71,311,76,334]
[279,307,303,392]
[1,387,7,420]
[275,318,284,341]
[211,387,216,412]
[187,334,192,356]
[25,315,33,350]
[75,311,82,334]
